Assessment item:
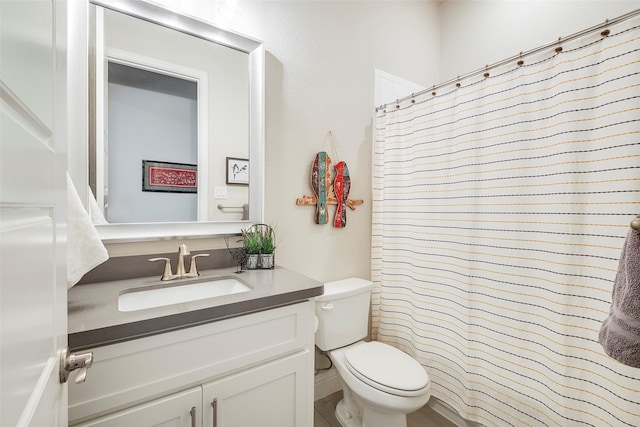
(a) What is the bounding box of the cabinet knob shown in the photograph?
[59,347,93,384]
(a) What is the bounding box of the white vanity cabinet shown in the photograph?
[69,301,315,427]
[73,387,201,427]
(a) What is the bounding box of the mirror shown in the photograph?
[88,0,264,242]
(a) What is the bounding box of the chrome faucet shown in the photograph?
[149,244,210,281]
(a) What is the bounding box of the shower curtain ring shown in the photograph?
[602,19,611,37]
[555,37,563,53]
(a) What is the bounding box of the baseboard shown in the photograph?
[314,367,341,401]
[428,397,483,427]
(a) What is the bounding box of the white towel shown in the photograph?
[66,173,109,288]
[87,185,108,225]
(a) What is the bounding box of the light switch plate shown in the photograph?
[214,186,228,199]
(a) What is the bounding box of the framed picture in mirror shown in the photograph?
[226,157,249,185]
[142,160,197,193]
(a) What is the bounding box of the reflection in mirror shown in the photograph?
[86,0,264,241]
[106,62,199,223]
[92,3,248,223]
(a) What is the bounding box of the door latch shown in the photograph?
[59,347,93,384]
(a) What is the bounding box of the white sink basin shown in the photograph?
[118,278,251,312]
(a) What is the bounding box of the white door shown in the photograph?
[1,1,68,426]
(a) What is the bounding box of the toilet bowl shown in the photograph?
[329,341,431,427]
[315,278,431,427]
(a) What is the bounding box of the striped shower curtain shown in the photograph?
[372,16,640,427]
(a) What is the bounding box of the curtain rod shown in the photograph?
[377,8,640,111]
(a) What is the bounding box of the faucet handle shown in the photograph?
[149,257,177,281]
[186,253,210,277]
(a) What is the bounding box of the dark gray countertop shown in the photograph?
[68,266,323,351]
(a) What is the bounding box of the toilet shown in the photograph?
[315,278,431,427]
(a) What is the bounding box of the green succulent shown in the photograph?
[242,227,262,254]
[242,224,276,255]
[261,235,275,254]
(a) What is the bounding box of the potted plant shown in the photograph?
[259,225,276,269]
[242,226,262,269]
[241,224,276,270]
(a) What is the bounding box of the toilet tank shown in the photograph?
[315,278,373,351]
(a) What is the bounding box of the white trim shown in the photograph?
[91,0,262,53]
[314,368,341,401]
[248,43,265,225]
[428,397,483,427]
[105,48,206,85]
[94,6,106,215]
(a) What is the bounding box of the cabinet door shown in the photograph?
[73,387,202,427]
[202,351,313,427]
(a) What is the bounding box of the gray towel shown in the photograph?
[599,226,640,368]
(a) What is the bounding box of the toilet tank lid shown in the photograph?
[316,277,373,301]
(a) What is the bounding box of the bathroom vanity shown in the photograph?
[67,267,323,426]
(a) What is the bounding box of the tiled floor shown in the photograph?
[314,391,456,427]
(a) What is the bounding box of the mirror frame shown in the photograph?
[89,0,264,242]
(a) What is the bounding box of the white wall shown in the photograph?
[247,1,440,282]
[374,68,427,109]
[439,0,640,84]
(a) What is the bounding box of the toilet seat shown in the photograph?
[344,341,430,397]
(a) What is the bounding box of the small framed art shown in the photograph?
[226,157,249,185]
